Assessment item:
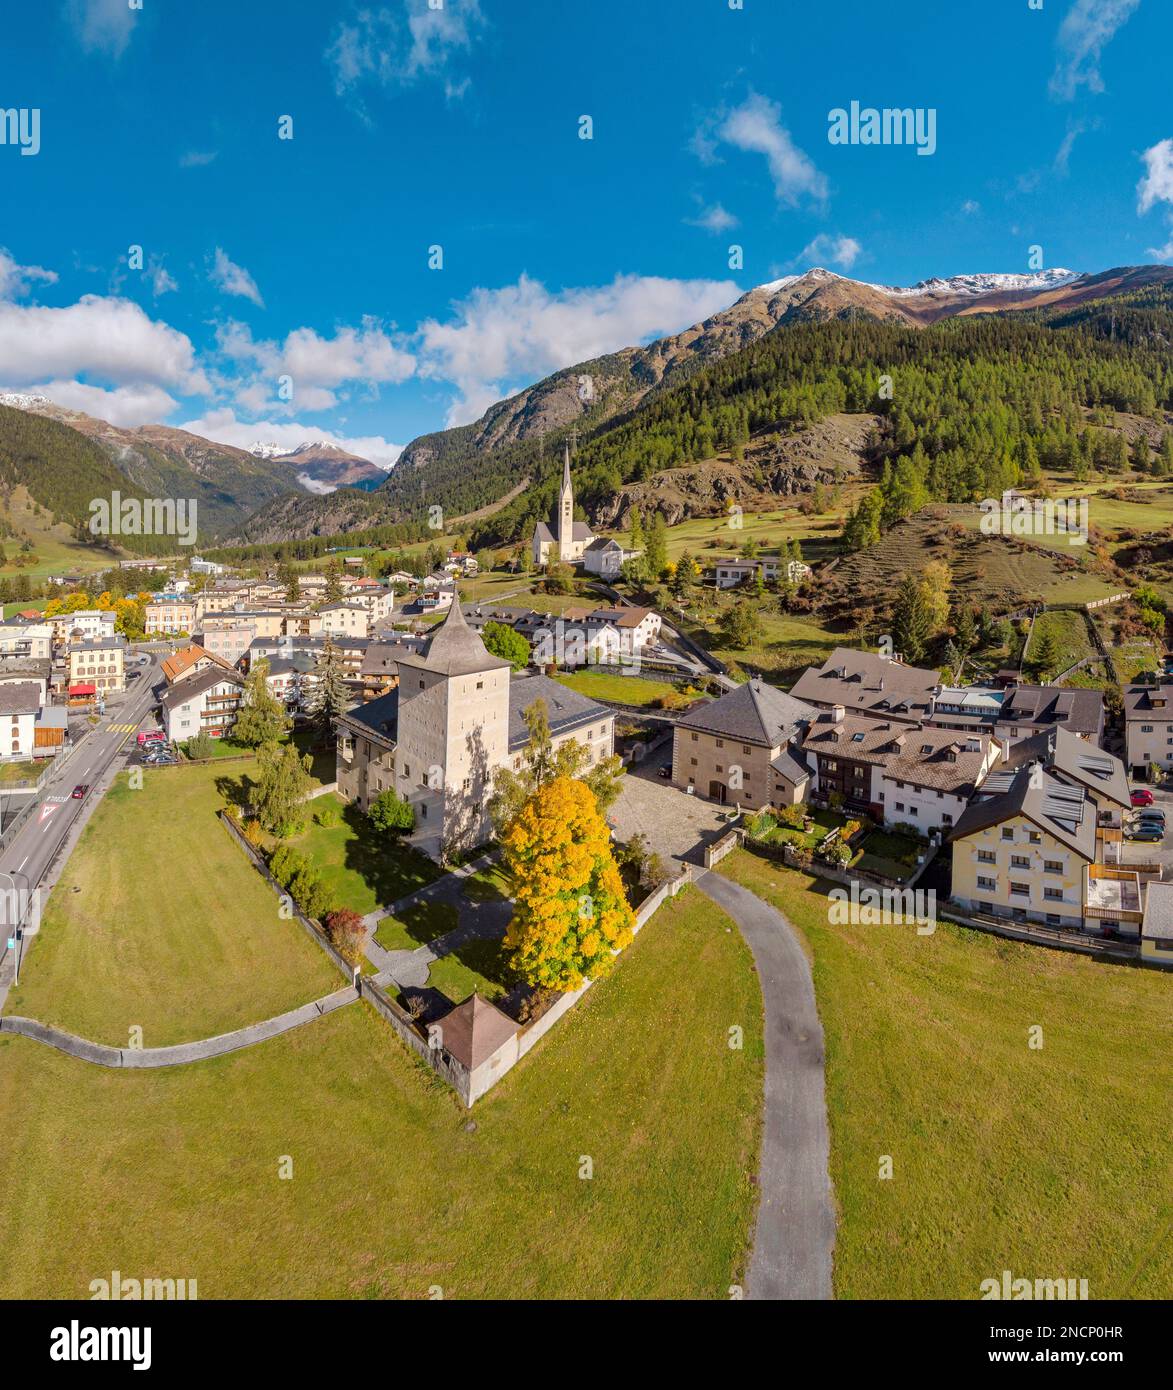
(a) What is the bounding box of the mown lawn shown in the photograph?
[0,887,764,1299]
[4,765,339,1047]
[268,794,442,916]
[554,670,678,706]
[719,849,1173,1299]
[374,898,458,951]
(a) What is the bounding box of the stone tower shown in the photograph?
[394,594,511,858]
[556,442,574,562]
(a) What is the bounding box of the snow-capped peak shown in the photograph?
[870,269,1081,298]
[755,268,842,294]
[248,440,290,459]
[0,392,54,411]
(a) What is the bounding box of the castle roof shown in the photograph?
[399,594,510,678]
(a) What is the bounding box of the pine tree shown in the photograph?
[891,573,933,664]
[234,658,292,747]
[307,637,350,741]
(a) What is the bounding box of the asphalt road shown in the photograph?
[696,869,836,1300]
[0,647,165,1001]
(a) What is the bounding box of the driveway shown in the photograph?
[1119,785,1173,875]
[696,869,835,1301]
[608,740,732,866]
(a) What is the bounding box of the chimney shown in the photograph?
[830,704,845,723]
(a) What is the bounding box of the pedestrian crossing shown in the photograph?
[106,723,139,734]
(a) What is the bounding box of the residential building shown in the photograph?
[800,708,998,834]
[926,684,1005,733]
[160,665,245,742]
[1139,882,1173,968]
[145,594,197,636]
[196,620,257,667]
[1123,677,1173,779]
[993,683,1104,747]
[0,623,52,660]
[672,677,815,808]
[714,555,811,588]
[790,647,938,725]
[68,636,126,695]
[0,680,44,760]
[319,601,371,639]
[190,556,229,576]
[48,609,116,649]
[531,445,596,568]
[560,605,662,657]
[582,537,630,580]
[161,643,235,687]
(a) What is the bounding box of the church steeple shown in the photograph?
[557,441,574,558]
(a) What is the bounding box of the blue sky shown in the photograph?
[1,0,1170,467]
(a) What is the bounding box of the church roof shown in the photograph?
[533,521,555,543]
[399,594,510,677]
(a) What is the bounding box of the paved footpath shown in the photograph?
[0,986,358,1069]
[696,869,836,1301]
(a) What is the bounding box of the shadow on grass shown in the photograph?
[339,802,441,904]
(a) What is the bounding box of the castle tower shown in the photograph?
[394,593,511,858]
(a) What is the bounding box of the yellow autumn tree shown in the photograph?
[503,775,635,992]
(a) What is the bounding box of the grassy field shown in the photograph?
[719,849,1173,1300]
[554,670,679,706]
[0,759,43,785]
[0,886,764,1299]
[1023,610,1094,677]
[266,793,442,917]
[373,898,457,951]
[3,765,339,1047]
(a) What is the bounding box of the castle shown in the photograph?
[531,444,596,568]
[335,595,616,860]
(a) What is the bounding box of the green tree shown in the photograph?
[671,550,696,599]
[251,741,313,835]
[483,620,530,670]
[891,572,933,664]
[233,658,292,747]
[278,563,300,602]
[307,636,349,741]
[1029,625,1059,677]
[644,513,668,578]
[368,786,415,834]
[722,598,762,649]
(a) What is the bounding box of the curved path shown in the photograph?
[696,869,836,1301]
[0,985,358,1069]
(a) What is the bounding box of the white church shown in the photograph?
[530,444,637,580]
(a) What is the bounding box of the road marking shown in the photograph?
[17,856,27,871]
[37,802,59,825]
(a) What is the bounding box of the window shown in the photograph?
[691,732,698,742]
[976,875,996,890]
[716,739,724,749]
[476,680,483,690]
[942,813,953,825]
[977,849,996,864]
[1011,855,1030,869]
[1001,828,1014,841]
[1044,887,1064,902]
[1044,860,1062,874]
[1142,724,1153,733]
[690,757,697,766]
[1028,831,1041,844]
[1010,882,1030,897]
[742,745,751,754]
[895,802,905,813]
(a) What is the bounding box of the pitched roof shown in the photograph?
[399,596,510,678]
[337,688,398,745]
[998,726,1129,809]
[676,677,814,748]
[159,663,243,711]
[162,642,218,683]
[507,673,611,750]
[948,763,1097,861]
[997,683,1103,738]
[801,712,992,796]
[0,680,41,715]
[1141,881,1173,941]
[439,992,518,1070]
[1123,677,1173,721]
[789,647,938,722]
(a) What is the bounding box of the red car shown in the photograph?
[71,784,89,799]
[1130,789,1155,807]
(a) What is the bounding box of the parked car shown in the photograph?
[1126,825,1163,842]
[137,730,164,746]
[1135,806,1167,821]
[1130,788,1155,807]
[71,784,89,799]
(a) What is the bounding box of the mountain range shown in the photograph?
[2,263,1172,551]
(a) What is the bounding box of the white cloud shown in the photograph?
[210,248,264,307]
[215,318,416,412]
[1147,228,1173,262]
[146,259,178,297]
[1138,139,1173,214]
[792,234,862,271]
[326,0,485,100]
[12,379,179,427]
[960,199,981,215]
[1049,0,1140,101]
[65,0,137,58]
[417,271,740,426]
[178,408,403,469]
[0,248,58,300]
[685,203,739,234]
[704,93,828,209]
[179,150,218,168]
[0,295,207,392]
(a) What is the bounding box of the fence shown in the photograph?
[219,805,698,1106]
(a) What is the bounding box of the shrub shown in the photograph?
[368,787,415,834]
[314,802,340,827]
[746,810,777,839]
[323,907,367,965]
[243,818,265,847]
[778,803,807,829]
[642,851,670,889]
[268,844,307,889]
[187,731,215,760]
[289,867,330,921]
